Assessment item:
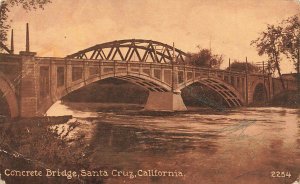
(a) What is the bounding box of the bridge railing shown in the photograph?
[34,57,271,78]
[0,53,22,63]
[1,53,268,78]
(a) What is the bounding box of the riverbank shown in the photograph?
[0,116,105,184]
[270,90,300,108]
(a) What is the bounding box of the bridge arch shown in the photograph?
[177,78,245,107]
[250,79,269,104]
[0,73,19,118]
[43,71,173,115]
[62,72,172,97]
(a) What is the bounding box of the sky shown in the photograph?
[6,0,300,72]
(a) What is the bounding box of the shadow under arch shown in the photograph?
[0,73,19,118]
[43,73,173,115]
[250,80,269,104]
[252,82,268,104]
[177,78,245,107]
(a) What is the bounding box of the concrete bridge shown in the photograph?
[0,39,297,118]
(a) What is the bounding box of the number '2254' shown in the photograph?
[271,171,291,178]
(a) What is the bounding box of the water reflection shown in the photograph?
[90,122,221,155]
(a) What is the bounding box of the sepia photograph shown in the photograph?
[0,0,299,183]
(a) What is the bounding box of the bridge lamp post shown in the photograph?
[19,23,36,56]
[297,39,300,91]
[10,29,14,54]
[171,42,175,92]
[262,61,267,102]
[245,57,249,104]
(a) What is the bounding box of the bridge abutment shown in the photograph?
[144,92,187,111]
[19,53,40,117]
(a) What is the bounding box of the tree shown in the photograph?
[281,15,300,91]
[185,46,223,69]
[281,15,300,74]
[0,2,10,52]
[225,60,262,73]
[0,0,51,52]
[264,58,276,74]
[251,24,285,89]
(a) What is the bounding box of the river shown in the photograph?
[1,101,300,184]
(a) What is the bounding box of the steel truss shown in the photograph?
[66,39,188,64]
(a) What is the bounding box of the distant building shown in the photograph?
[282,73,298,80]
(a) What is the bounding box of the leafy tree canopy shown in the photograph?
[250,14,300,89]
[185,46,223,69]
[281,15,300,71]
[0,0,51,52]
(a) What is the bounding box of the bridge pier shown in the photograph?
[144,92,187,111]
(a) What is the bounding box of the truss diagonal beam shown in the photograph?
[66,39,188,64]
